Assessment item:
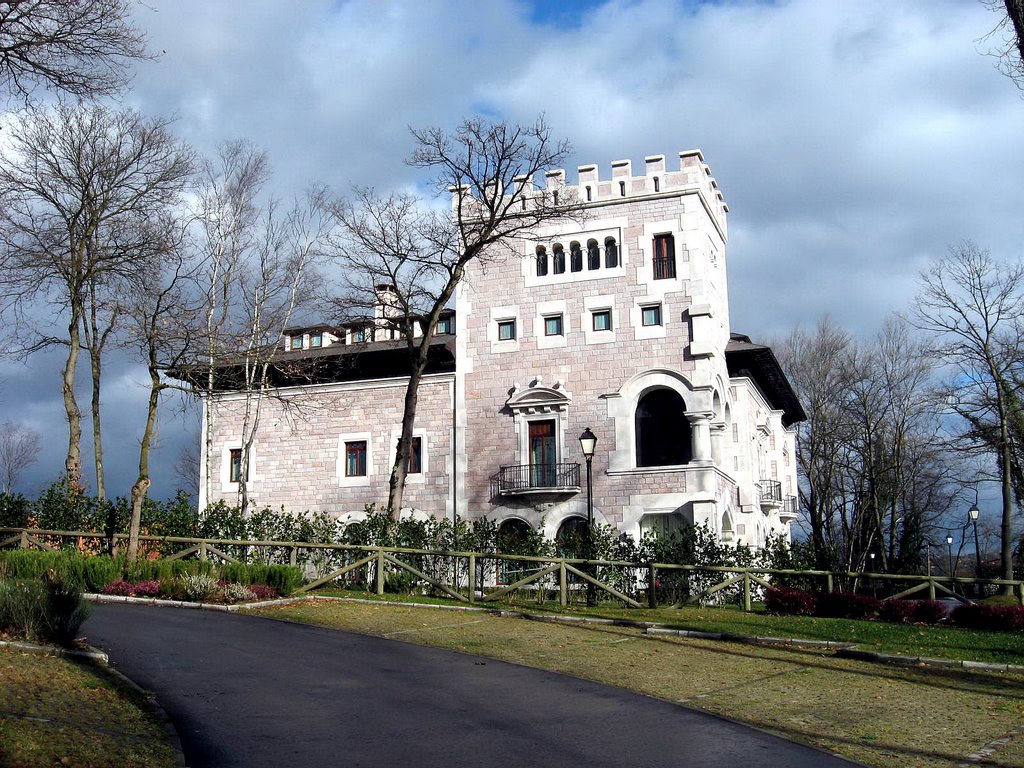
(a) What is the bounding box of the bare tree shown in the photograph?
[193,139,269,509]
[982,0,1024,88]
[0,0,149,101]
[121,216,198,559]
[778,316,953,574]
[329,116,578,518]
[911,241,1024,589]
[0,101,194,490]
[0,421,41,493]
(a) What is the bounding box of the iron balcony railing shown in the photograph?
[782,495,799,519]
[491,463,581,496]
[757,480,783,505]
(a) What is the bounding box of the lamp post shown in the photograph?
[868,552,876,598]
[968,502,981,597]
[946,534,954,585]
[579,427,597,607]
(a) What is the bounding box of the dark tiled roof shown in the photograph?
[725,333,806,426]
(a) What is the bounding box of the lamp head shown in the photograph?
[969,504,980,521]
[578,427,597,459]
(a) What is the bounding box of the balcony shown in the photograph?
[490,463,581,497]
[757,480,782,512]
[780,495,799,522]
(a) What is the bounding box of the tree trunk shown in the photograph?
[387,365,423,518]
[63,307,83,481]
[128,366,161,560]
[89,339,105,500]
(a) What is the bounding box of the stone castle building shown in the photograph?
[198,150,804,548]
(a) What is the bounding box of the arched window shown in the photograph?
[552,243,565,274]
[497,518,532,554]
[555,516,589,558]
[570,241,583,272]
[586,240,599,271]
[635,388,691,467]
[585,186,592,201]
[536,245,548,277]
[619,180,626,197]
[604,237,619,268]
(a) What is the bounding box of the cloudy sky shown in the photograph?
[1,0,1022,500]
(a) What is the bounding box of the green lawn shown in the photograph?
[0,646,179,768]
[311,587,1024,665]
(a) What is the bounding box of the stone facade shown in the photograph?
[198,149,802,547]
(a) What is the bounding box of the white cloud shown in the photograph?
[5,0,1023,497]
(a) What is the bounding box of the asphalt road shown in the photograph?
[82,603,859,767]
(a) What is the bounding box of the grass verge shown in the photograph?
[312,588,1024,665]
[250,598,1024,768]
[0,646,179,768]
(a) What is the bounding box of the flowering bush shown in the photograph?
[101,579,135,596]
[247,584,277,601]
[179,573,217,601]
[221,582,255,603]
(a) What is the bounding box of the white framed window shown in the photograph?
[642,304,662,326]
[581,294,617,346]
[310,332,322,348]
[220,443,255,492]
[489,305,521,352]
[592,310,611,332]
[535,299,568,349]
[390,429,428,484]
[544,314,563,336]
[290,334,304,350]
[337,432,372,486]
[632,297,666,340]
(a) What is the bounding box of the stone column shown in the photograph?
[687,413,713,463]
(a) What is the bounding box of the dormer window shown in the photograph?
[310,333,322,348]
[437,316,453,335]
[352,327,366,343]
[290,334,304,351]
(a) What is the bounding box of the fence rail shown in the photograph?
[2,526,1021,611]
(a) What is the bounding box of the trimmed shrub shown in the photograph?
[219,562,303,596]
[0,574,89,646]
[815,592,881,620]
[42,572,91,645]
[765,586,817,616]
[911,600,949,625]
[950,603,1024,632]
[878,599,917,624]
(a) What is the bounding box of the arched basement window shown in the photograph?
[536,245,548,276]
[603,237,618,268]
[552,243,566,274]
[635,388,692,467]
[497,518,532,553]
[555,516,589,558]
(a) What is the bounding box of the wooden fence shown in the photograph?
[2,526,1021,611]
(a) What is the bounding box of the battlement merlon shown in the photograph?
[448,150,729,234]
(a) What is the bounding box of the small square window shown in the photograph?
[345,440,367,477]
[290,335,304,350]
[497,319,516,341]
[544,314,563,336]
[352,328,366,343]
[310,333,322,348]
[407,436,422,474]
[229,448,246,483]
[641,305,662,327]
[592,310,611,332]
[437,317,453,335]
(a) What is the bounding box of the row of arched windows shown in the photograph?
[536,237,618,277]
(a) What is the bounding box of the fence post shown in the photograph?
[468,554,476,603]
[19,530,28,549]
[559,560,567,608]
[928,577,936,601]
[199,541,208,562]
[375,549,385,595]
[743,571,752,612]
[289,546,297,568]
[648,563,657,609]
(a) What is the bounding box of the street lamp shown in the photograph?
[946,534,954,582]
[579,428,597,607]
[968,501,981,597]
